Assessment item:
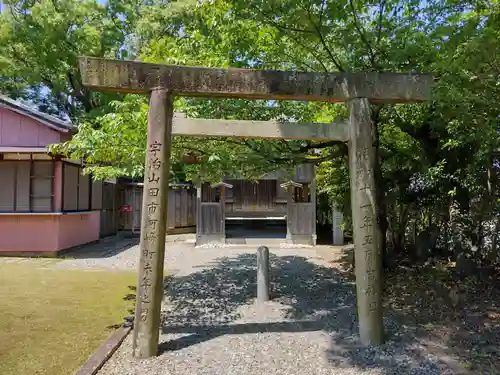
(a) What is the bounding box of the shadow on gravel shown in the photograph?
[58,236,139,259]
[159,252,499,374]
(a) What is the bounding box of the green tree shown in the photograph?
[0,0,141,118]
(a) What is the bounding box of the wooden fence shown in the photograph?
[100,182,118,237]
[117,183,196,234]
[167,187,196,230]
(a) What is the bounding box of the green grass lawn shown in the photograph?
[0,261,136,375]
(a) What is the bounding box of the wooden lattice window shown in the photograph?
[293,183,311,203]
[63,162,94,212]
[201,182,221,202]
[31,161,54,212]
[0,160,54,212]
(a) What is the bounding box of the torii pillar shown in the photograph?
[132,89,174,357]
[348,98,383,344]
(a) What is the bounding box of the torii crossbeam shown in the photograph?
[80,57,432,103]
[78,56,433,358]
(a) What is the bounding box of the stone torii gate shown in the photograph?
[78,57,432,358]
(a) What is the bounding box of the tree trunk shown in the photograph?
[490,217,500,264]
[396,204,409,253]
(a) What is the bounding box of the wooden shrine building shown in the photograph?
[196,164,317,246]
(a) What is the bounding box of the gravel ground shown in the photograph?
[49,236,317,272]
[92,244,464,375]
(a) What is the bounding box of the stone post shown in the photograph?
[285,187,293,242]
[257,246,270,302]
[348,98,384,345]
[332,204,344,246]
[310,168,317,246]
[132,89,174,358]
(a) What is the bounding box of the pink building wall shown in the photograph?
[0,215,58,253]
[57,212,100,250]
[0,212,100,255]
[0,107,65,147]
[0,107,101,256]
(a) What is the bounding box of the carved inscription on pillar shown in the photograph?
[132,89,174,358]
[354,146,379,313]
[348,97,383,345]
[137,140,164,324]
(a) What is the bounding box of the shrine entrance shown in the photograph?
[78,56,432,358]
[197,163,317,245]
[223,178,287,245]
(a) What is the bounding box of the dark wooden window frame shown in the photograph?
[61,161,93,212]
[0,157,55,213]
[293,183,311,203]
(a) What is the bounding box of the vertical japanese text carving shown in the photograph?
[138,139,163,325]
[349,98,383,344]
[133,89,175,357]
